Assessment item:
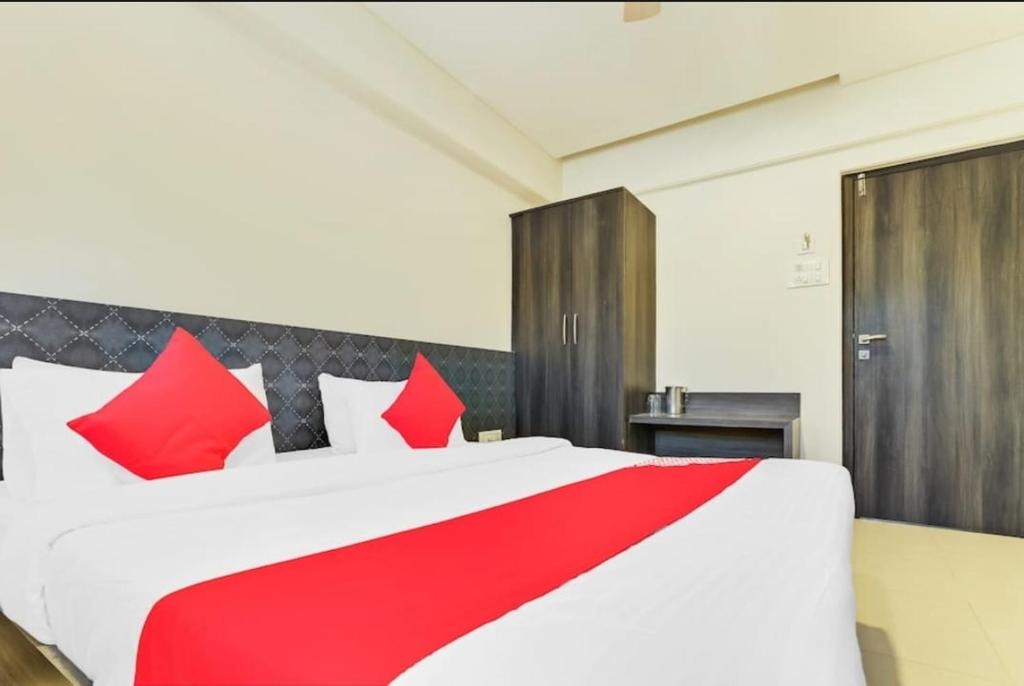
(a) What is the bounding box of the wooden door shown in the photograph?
[569,191,625,449]
[847,144,1024,536]
[512,204,573,440]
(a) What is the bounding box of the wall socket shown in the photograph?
[478,429,502,443]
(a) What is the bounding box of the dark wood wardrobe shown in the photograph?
[512,187,655,451]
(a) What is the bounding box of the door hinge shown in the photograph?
[856,173,866,198]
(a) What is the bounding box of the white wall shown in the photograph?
[564,36,1024,464]
[6,3,1024,454]
[0,3,560,352]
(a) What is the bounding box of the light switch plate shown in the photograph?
[478,429,502,443]
[788,256,830,289]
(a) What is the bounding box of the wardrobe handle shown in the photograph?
[562,314,567,345]
[573,313,578,344]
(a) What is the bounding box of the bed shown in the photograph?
[0,438,863,685]
[0,292,863,685]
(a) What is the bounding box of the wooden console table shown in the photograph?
[629,392,800,458]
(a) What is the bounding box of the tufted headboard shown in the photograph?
[0,291,515,477]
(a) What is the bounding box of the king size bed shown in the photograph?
[0,292,864,685]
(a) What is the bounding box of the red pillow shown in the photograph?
[68,328,271,479]
[382,353,466,449]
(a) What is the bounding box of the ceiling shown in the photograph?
[364,2,1024,158]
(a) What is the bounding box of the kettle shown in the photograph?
[665,386,688,415]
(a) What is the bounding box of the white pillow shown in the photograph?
[318,374,466,454]
[2,358,275,501]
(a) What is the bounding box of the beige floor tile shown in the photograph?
[941,549,1024,600]
[854,585,1006,680]
[960,587,1024,684]
[861,650,1007,686]
[854,519,1024,684]
[855,560,1008,681]
[930,526,1024,560]
[927,524,1024,683]
[854,519,942,557]
[853,543,960,594]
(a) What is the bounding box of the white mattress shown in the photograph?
[0,439,863,686]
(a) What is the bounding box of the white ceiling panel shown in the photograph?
[365,2,1024,157]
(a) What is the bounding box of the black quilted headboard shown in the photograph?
[0,291,515,476]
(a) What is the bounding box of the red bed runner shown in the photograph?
[135,459,759,685]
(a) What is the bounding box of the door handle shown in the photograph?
[573,313,578,344]
[562,314,567,346]
[857,334,888,344]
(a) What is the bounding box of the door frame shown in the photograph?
[840,137,1024,480]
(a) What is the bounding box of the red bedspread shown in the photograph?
[135,459,759,685]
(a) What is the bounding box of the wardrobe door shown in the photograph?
[621,193,657,452]
[569,192,625,449]
[512,204,573,440]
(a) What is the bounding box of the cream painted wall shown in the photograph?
[564,36,1024,464]
[0,3,559,352]
[6,2,1024,453]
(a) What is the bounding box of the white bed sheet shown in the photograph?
[274,446,335,462]
[0,448,335,550]
[0,482,14,550]
[0,439,863,686]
